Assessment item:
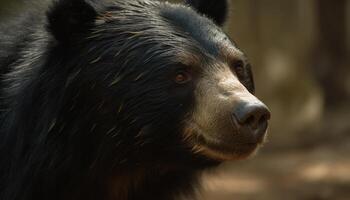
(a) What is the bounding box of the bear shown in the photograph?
[0,0,271,200]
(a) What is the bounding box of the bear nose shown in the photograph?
[232,101,271,138]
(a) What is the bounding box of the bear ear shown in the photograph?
[185,0,228,26]
[47,0,97,44]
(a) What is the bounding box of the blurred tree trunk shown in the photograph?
[312,0,349,108]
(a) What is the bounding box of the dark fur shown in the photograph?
[0,0,233,200]
[186,0,228,26]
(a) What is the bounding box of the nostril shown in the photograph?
[258,115,266,126]
[259,113,270,125]
[255,112,269,129]
[245,115,256,128]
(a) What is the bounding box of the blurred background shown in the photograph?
[1,0,350,199]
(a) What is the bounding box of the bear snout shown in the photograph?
[231,100,270,143]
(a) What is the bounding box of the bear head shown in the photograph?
[42,0,271,168]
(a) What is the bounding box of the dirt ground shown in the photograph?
[199,140,350,200]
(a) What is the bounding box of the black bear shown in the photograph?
[0,0,270,200]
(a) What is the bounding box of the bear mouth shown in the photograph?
[187,123,265,161]
[195,134,260,161]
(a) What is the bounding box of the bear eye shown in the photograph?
[232,60,245,76]
[174,70,192,84]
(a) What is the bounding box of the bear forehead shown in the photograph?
[98,0,234,61]
[160,4,231,57]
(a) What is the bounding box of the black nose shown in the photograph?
[232,101,271,132]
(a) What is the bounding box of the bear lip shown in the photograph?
[195,138,259,161]
[188,123,263,161]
